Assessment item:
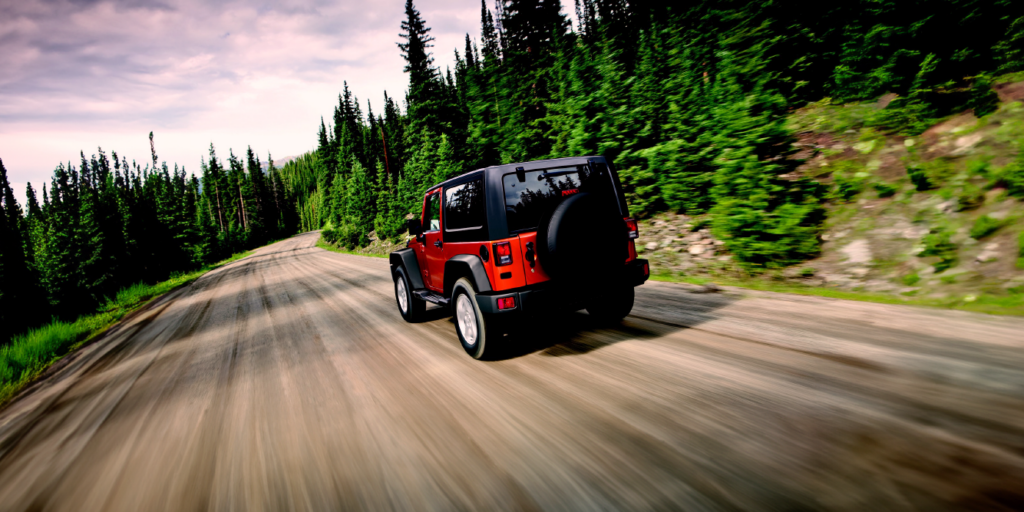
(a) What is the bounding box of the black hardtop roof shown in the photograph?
[429,155,607,191]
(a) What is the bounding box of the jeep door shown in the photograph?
[421,189,445,291]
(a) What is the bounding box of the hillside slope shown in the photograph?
[637,76,1024,314]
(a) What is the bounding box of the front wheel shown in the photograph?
[586,285,635,325]
[395,267,425,322]
[452,278,501,360]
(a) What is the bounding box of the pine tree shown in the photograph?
[708,50,825,270]
[344,161,375,245]
[434,133,463,183]
[1,158,42,342]
[374,162,407,242]
[398,0,444,136]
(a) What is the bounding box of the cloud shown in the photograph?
[0,0,572,199]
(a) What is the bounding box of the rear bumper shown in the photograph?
[476,259,649,315]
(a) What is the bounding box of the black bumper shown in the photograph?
[476,259,649,315]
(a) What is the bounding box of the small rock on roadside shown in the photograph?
[699,283,720,293]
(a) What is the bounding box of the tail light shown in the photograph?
[493,241,513,266]
[643,262,649,276]
[625,218,639,240]
[497,297,516,310]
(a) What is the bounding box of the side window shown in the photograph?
[444,179,485,231]
[423,191,441,232]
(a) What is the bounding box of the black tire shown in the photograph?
[452,277,501,359]
[395,267,425,322]
[586,285,635,325]
[536,192,626,286]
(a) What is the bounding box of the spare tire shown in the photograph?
[536,192,626,284]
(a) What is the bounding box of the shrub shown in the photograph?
[1018,231,1024,269]
[956,184,985,211]
[335,223,369,249]
[902,273,921,286]
[874,182,897,198]
[320,227,339,245]
[920,224,958,272]
[1003,157,1024,198]
[690,217,711,231]
[907,165,933,191]
[970,215,1005,239]
[967,159,991,178]
[319,223,368,250]
[832,169,869,202]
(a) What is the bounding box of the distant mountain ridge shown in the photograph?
[261,154,299,173]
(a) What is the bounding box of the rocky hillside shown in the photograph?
[637,76,1024,311]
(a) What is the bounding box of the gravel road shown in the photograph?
[1,231,1023,511]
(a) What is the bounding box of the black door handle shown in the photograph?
[434,240,443,248]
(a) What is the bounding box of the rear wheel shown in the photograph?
[395,267,425,322]
[452,278,501,359]
[586,285,634,325]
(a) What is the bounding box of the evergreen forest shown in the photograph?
[3,0,1024,344]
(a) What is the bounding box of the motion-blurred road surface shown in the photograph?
[2,232,1023,511]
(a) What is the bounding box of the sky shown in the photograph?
[0,0,576,206]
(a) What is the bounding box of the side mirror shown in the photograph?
[407,218,422,236]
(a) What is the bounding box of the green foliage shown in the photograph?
[995,146,1024,198]
[873,182,898,198]
[907,164,933,191]
[1018,231,1024,269]
[920,224,958,273]
[374,163,407,242]
[902,272,921,286]
[956,183,985,211]
[970,215,1005,240]
[321,224,367,250]
[831,165,870,202]
[343,162,376,244]
[995,16,1024,74]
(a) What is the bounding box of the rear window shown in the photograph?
[444,179,486,231]
[503,164,620,233]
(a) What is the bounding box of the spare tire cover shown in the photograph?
[536,192,626,283]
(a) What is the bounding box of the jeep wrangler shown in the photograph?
[389,156,649,359]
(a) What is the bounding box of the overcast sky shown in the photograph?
[0,0,575,205]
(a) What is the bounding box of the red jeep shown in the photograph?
[390,156,649,359]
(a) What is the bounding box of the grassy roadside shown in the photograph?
[318,238,1022,316]
[649,271,1024,316]
[315,237,390,258]
[0,249,256,406]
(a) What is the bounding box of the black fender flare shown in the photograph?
[390,248,425,290]
[443,254,493,297]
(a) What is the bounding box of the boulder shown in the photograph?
[688,245,706,256]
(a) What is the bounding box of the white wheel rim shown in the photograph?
[397,277,408,313]
[456,294,477,346]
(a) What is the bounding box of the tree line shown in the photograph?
[303,0,1023,267]
[0,135,301,343]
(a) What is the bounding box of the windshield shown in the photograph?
[503,164,620,233]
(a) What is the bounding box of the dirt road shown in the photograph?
[1,232,1023,511]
